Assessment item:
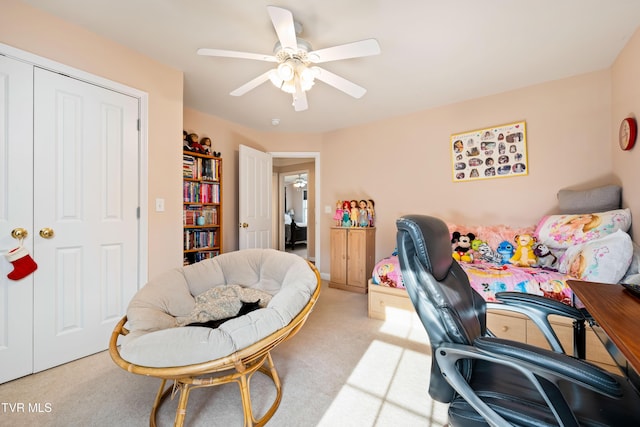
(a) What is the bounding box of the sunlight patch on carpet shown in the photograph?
[317,340,448,426]
[378,306,430,345]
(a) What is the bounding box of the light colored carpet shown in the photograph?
[0,281,448,426]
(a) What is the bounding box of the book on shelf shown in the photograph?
[183,229,218,250]
[184,249,220,265]
[183,154,220,182]
[183,206,219,226]
[183,182,220,203]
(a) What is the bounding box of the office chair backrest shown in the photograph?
[396,215,488,402]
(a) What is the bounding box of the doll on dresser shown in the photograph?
[334,200,343,226]
[358,200,368,227]
[349,200,359,227]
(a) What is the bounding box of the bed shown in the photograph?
[368,185,638,371]
[286,219,307,249]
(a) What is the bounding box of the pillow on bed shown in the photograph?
[557,184,621,214]
[372,255,404,288]
[535,208,631,249]
[557,230,633,283]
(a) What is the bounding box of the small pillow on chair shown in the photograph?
[557,185,621,214]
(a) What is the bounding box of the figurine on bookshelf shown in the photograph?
[183,130,191,151]
[188,133,204,153]
[200,137,213,155]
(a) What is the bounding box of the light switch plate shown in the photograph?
[155,198,165,212]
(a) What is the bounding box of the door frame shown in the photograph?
[0,42,149,287]
[270,152,320,270]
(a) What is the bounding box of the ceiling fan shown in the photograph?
[197,5,381,112]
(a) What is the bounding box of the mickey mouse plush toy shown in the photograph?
[451,231,476,263]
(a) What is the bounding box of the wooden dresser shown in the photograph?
[329,227,375,293]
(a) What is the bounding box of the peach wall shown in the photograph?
[612,27,640,240]
[319,70,613,268]
[0,0,184,279]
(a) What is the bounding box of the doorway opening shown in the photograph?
[271,152,320,268]
[283,172,308,259]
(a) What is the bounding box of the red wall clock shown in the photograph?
[619,117,637,151]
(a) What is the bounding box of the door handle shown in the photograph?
[239,222,249,228]
[11,228,28,240]
[39,228,55,239]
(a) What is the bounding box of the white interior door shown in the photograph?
[0,56,35,384]
[31,68,140,372]
[239,144,272,249]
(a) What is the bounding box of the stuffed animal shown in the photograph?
[476,242,503,264]
[496,240,514,264]
[471,239,484,252]
[533,243,558,270]
[509,234,537,267]
[451,231,475,263]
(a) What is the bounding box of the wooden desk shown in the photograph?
[567,280,640,378]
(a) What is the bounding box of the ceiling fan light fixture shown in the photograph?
[299,66,315,86]
[198,6,381,111]
[277,61,295,81]
[281,79,297,94]
[268,69,284,88]
[293,174,307,188]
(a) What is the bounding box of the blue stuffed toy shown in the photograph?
[496,240,514,265]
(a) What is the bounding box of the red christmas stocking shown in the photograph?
[4,246,38,280]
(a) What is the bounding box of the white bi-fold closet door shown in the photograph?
[0,55,141,384]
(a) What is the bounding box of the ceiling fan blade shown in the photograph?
[230,70,272,96]
[308,39,381,64]
[313,67,367,98]
[267,6,298,51]
[292,80,308,112]
[197,48,277,62]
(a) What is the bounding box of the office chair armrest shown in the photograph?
[474,337,622,397]
[487,292,586,355]
[494,292,583,318]
[436,341,582,427]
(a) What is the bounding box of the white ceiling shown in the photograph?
[22,0,640,133]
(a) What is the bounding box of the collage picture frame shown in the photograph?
[451,121,528,182]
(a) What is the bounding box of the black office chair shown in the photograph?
[396,214,640,426]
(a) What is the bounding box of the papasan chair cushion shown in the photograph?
[119,248,318,367]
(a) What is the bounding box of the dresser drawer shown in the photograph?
[487,311,526,342]
[368,282,414,320]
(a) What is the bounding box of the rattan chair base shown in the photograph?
[147,352,281,427]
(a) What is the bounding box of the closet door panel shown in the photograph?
[0,56,34,384]
[32,67,140,372]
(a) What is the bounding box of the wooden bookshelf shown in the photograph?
[183,151,222,265]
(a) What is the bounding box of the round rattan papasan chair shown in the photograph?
[109,249,321,427]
